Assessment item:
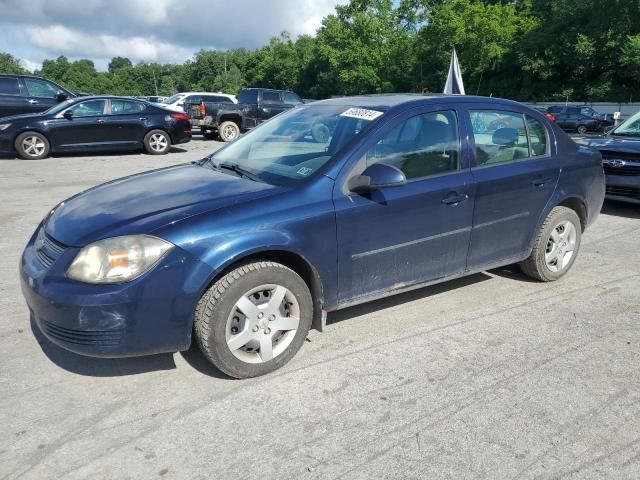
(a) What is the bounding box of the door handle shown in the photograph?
[441,193,469,206]
[97,119,105,124]
[27,99,38,104]
[139,117,147,121]
[532,177,553,188]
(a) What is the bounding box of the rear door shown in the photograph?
[333,105,475,303]
[0,76,24,117]
[465,107,559,269]
[22,77,64,113]
[103,99,149,146]
[258,90,285,122]
[46,99,109,150]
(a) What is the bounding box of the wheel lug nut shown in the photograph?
[268,314,275,321]
[252,326,259,332]
[264,328,271,335]
[257,312,264,319]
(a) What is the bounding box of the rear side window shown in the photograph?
[203,95,233,103]
[67,100,106,117]
[470,110,530,166]
[238,90,258,104]
[0,77,20,95]
[526,116,549,156]
[262,90,281,104]
[283,92,302,106]
[110,100,145,115]
[367,110,460,180]
[25,78,59,98]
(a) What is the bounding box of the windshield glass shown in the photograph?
[43,99,76,115]
[612,111,640,136]
[165,94,184,105]
[210,104,384,186]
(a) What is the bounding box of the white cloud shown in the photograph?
[20,58,42,72]
[25,25,191,64]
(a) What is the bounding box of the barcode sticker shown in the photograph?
[340,108,384,121]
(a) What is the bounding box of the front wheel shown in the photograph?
[520,206,582,282]
[144,129,171,155]
[577,125,588,135]
[218,121,240,142]
[15,132,50,160]
[194,261,313,378]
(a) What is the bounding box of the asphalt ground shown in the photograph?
[1,133,639,479]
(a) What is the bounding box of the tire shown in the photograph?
[520,206,582,282]
[14,132,50,160]
[577,125,587,135]
[218,121,240,142]
[144,129,171,155]
[194,261,313,378]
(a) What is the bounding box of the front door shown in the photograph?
[22,77,64,114]
[333,107,475,304]
[258,90,285,122]
[466,108,560,269]
[47,99,108,150]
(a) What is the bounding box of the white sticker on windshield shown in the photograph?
[297,167,313,176]
[340,107,384,121]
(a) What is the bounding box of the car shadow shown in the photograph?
[327,272,492,326]
[179,344,234,380]
[30,316,176,377]
[601,200,640,219]
[488,263,540,283]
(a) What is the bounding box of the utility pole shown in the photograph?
[152,70,158,96]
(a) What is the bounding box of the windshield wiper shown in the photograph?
[209,159,263,182]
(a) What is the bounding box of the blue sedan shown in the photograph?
[20,95,605,378]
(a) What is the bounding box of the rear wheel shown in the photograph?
[15,132,50,160]
[577,125,588,135]
[218,121,240,142]
[520,206,582,282]
[194,261,313,378]
[144,129,171,155]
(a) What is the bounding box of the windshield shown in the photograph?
[612,111,640,136]
[165,94,184,105]
[43,99,76,116]
[210,104,383,186]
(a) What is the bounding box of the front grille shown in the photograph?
[42,320,124,347]
[600,151,640,162]
[603,163,640,176]
[35,229,66,268]
[606,186,640,199]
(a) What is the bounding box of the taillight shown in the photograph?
[546,112,556,122]
[199,102,206,118]
[170,112,189,121]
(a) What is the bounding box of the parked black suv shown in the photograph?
[187,88,303,141]
[0,75,76,118]
[547,105,614,133]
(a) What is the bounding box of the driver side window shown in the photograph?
[366,110,460,180]
[67,100,106,118]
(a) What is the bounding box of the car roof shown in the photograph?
[174,92,235,97]
[312,94,530,111]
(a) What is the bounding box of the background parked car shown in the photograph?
[0,96,191,159]
[187,87,304,141]
[547,104,615,129]
[0,74,76,118]
[146,96,168,103]
[583,110,640,204]
[553,111,602,134]
[162,92,237,112]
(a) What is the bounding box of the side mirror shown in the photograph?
[348,163,407,194]
[63,110,73,120]
[56,92,69,102]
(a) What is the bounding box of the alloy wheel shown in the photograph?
[225,284,300,364]
[149,133,168,152]
[22,136,46,157]
[545,220,577,272]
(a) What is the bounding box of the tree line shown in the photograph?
[2,0,640,102]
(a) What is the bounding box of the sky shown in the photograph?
[0,0,347,71]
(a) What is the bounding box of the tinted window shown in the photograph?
[367,110,459,180]
[547,106,563,113]
[526,116,549,156]
[262,90,281,104]
[0,77,20,95]
[67,100,106,117]
[110,100,145,115]
[283,92,302,105]
[184,95,202,104]
[203,95,233,103]
[25,78,59,98]
[470,110,530,165]
[238,89,258,104]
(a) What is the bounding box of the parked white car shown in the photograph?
[162,92,237,112]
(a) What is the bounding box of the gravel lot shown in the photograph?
[1,136,639,480]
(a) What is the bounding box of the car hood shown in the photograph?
[45,163,284,246]
[0,112,44,124]
[585,136,640,152]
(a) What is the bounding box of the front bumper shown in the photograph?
[20,226,209,357]
[605,173,640,204]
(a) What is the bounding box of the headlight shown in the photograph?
[67,235,173,284]
[0,123,12,131]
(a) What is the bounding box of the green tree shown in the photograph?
[0,53,27,74]
[108,56,133,73]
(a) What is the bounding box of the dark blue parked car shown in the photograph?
[20,95,605,378]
